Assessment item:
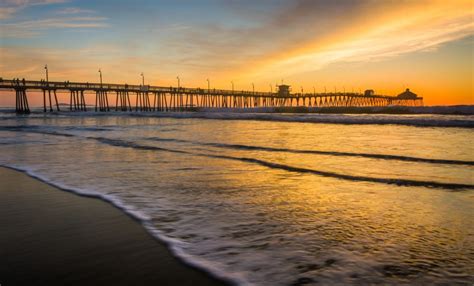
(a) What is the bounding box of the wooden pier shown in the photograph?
[0,78,423,114]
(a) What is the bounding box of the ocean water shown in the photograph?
[0,110,473,285]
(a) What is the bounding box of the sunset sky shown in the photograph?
[0,0,473,105]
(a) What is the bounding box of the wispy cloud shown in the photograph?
[0,7,17,20]
[1,16,108,37]
[56,7,96,14]
[247,5,474,79]
[210,0,474,81]
[0,0,67,19]
[2,0,67,6]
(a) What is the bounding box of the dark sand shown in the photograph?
[0,167,228,286]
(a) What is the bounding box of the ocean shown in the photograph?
[1,110,473,285]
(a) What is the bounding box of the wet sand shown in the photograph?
[0,166,227,286]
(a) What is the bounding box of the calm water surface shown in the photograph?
[1,112,473,285]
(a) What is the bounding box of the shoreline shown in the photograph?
[1,104,474,115]
[0,166,229,286]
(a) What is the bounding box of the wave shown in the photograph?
[15,125,472,168]
[129,112,474,128]
[146,137,474,166]
[2,127,473,190]
[0,125,76,137]
[87,136,474,191]
[2,109,473,128]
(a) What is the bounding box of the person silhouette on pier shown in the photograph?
[22,78,26,86]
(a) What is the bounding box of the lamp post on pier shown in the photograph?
[98,69,103,86]
[252,82,255,94]
[313,86,316,96]
[231,81,234,93]
[206,78,210,93]
[140,72,144,86]
[177,76,180,89]
[269,84,273,93]
[44,64,49,84]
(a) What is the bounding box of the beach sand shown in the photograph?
[0,167,227,286]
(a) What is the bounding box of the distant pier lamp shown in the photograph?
[98,69,103,86]
[207,78,210,93]
[252,83,255,94]
[269,84,273,93]
[141,72,144,86]
[231,81,234,93]
[277,84,291,97]
[44,64,49,84]
[177,76,180,90]
[364,89,375,96]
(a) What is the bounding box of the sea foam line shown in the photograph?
[0,164,244,286]
[86,136,474,191]
[145,136,474,166]
[128,111,474,128]
[3,127,473,190]
[3,125,472,166]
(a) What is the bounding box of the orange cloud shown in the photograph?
[236,1,473,80]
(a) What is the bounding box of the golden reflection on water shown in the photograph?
[1,115,473,284]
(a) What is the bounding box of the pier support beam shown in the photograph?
[42,89,59,112]
[96,90,109,112]
[15,88,30,114]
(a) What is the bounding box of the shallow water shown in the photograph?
[1,111,473,285]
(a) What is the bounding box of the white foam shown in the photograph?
[131,111,474,128]
[0,163,244,285]
[2,107,473,128]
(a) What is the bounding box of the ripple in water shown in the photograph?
[0,113,473,285]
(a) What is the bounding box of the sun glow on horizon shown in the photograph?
[0,0,472,105]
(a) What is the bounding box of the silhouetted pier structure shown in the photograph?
[0,79,423,114]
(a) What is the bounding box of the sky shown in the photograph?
[0,0,473,105]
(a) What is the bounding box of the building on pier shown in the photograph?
[397,88,418,99]
[364,89,375,96]
[277,84,291,97]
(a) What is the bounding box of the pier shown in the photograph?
[0,78,423,114]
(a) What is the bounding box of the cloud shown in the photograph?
[56,7,96,14]
[2,0,67,6]
[0,7,17,20]
[247,5,474,79]
[0,0,67,19]
[0,0,106,37]
[1,16,109,38]
[154,1,420,77]
[219,0,474,81]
